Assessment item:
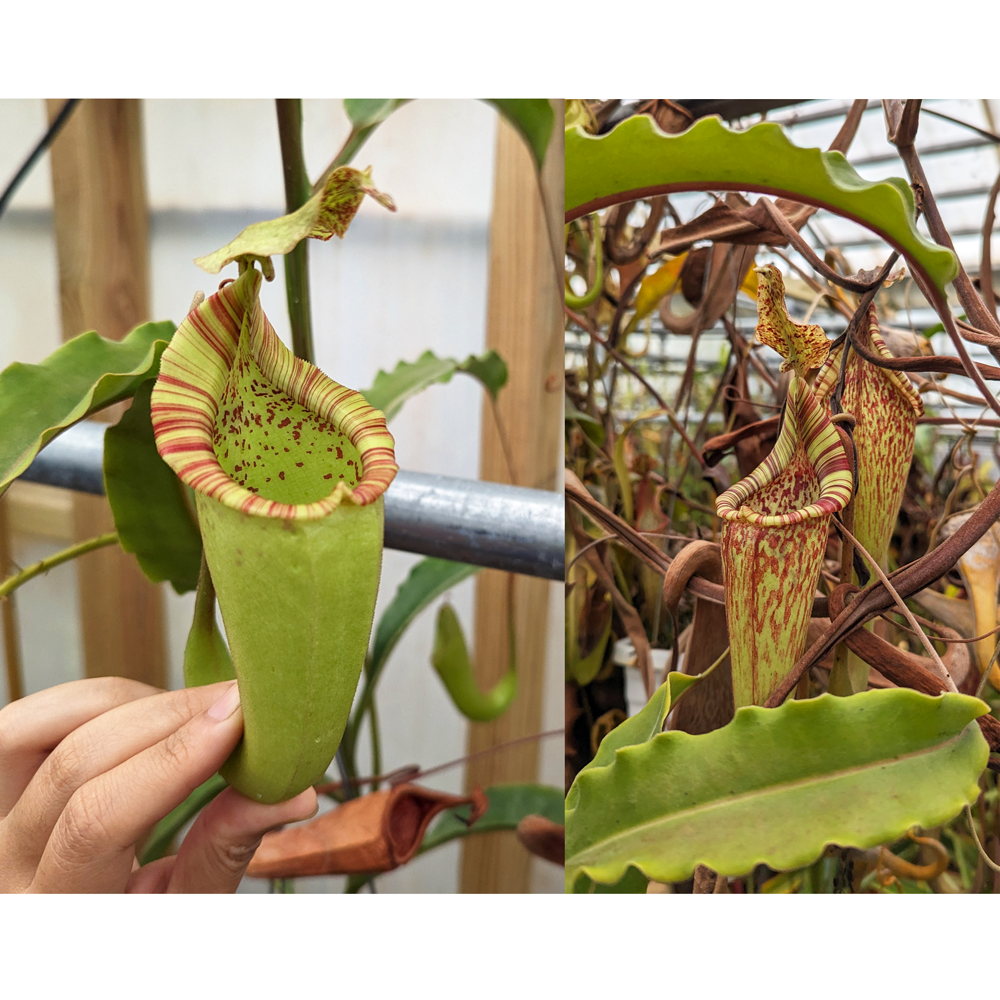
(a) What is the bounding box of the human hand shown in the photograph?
[0,677,317,893]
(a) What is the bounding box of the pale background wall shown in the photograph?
[0,98,562,893]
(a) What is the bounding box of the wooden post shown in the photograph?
[459,102,564,893]
[46,99,166,689]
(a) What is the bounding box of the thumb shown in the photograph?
[163,785,318,893]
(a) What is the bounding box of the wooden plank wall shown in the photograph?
[460,101,564,893]
[46,99,166,689]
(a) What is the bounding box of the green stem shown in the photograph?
[312,101,413,194]
[140,773,227,865]
[275,99,314,363]
[345,872,375,893]
[1,497,23,702]
[368,694,382,792]
[316,125,376,187]
[0,532,118,600]
[344,658,376,767]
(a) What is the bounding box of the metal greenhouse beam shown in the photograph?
[18,420,565,583]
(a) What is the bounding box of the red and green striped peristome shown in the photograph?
[717,375,853,527]
[717,376,853,707]
[151,266,397,518]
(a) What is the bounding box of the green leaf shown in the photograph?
[566,598,611,687]
[194,166,395,276]
[564,115,958,293]
[923,314,965,337]
[571,866,649,893]
[338,100,553,172]
[565,689,989,890]
[565,401,605,446]
[343,99,406,130]
[565,669,701,818]
[486,99,555,170]
[613,407,669,524]
[332,101,412,175]
[103,380,203,594]
[456,351,508,401]
[370,557,480,677]
[0,321,175,496]
[139,773,227,865]
[420,783,563,853]
[361,349,508,422]
[430,603,516,722]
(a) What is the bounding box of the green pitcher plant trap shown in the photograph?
[151,267,397,803]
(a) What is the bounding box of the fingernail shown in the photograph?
[207,681,241,721]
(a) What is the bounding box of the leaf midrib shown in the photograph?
[568,726,973,864]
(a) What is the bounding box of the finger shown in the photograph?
[126,855,177,894]
[2,681,236,884]
[0,677,159,817]
[30,681,243,894]
[165,786,318,894]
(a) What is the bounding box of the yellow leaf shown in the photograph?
[634,255,687,320]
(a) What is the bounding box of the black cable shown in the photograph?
[0,99,80,224]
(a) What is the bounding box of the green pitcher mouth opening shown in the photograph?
[151,267,397,519]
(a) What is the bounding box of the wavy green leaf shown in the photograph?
[361,349,508,422]
[104,379,202,594]
[0,321,175,496]
[486,99,555,170]
[565,669,701,820]
[370,557,481,677]
[564,115,958,293]
[420,783,563,853]
[565,689,989,890]
[571,866,649,893]
[430,603,515,722]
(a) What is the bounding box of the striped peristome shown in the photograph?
[717,376,853,708]
[717,376,853,527]
[151,267,398,519]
